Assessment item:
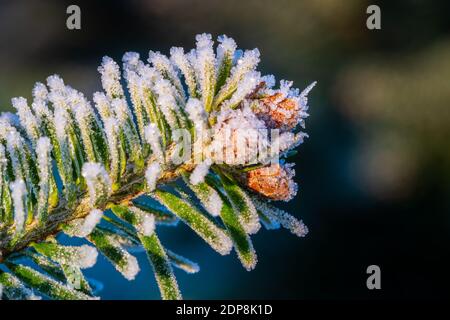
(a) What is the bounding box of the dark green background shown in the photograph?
[1,0,449,299]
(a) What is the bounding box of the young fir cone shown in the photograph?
[249,82,301,131]
[246,163,297,201]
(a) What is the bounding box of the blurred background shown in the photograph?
[1,0,449,299]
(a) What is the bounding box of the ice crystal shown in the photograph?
[190,159,212,185]
[214,48,260,108]
[222,71,261,109]
[149,50,185,102]
[76,245,99,269]
[144,123,164,163]
[66,209,103,238]
[12,97,40,145]
[81,162,112,207]
[32,82,49,101]
[98,56,124,99]
[94,231,140,280]
[170,47,198,98]
[145,161,161,192]
[103,117,120,180]
[252,196,308,237]
[93,91,113,121]
[36,137,52,220]
[6,130,27,181]
[130,207,155,236]
[167,250,200,274]
[185,98,208,134]
[46,74,65,93]
[216,35,237,68]
[192,33,216,112]
[10,179,27,234]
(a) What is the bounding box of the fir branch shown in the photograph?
[0,33,315,300]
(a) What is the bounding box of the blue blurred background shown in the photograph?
[1,0,449,299]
